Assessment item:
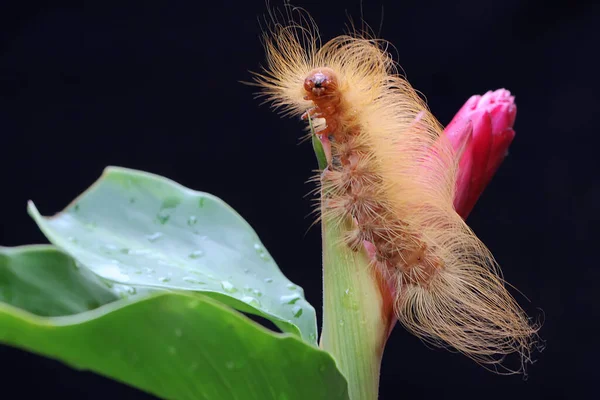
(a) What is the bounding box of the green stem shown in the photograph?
[310,123,387,399]
[320,218,387,400]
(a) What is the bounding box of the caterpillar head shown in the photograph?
[304,68,338,98]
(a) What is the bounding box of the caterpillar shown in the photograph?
[252,8,539,373]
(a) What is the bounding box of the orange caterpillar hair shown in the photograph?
[252,7,539,372]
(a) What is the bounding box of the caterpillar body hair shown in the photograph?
[252,7,539,372]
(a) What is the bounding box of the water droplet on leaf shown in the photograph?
[293,306,303,318]
[241,296,261,307]
[146,232,163,242]
[84,221,97,230]
[280,293,302,304]
[183,277,205,285]
[103,265,130,282]
[221,281,237,293]
[188,250,204,259]
[156,211,170,225]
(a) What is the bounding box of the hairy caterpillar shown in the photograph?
[252,8,539,372]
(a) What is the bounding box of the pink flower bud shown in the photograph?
[444,89,517,219]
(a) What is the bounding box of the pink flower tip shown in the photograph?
[444,89,517,219]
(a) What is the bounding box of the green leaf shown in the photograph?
[0,245,119,315]
[28,166,317,343]
[0,247,348,400]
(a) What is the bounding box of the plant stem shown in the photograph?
[320,218,388,400]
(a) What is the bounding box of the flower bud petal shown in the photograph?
[444,89,517,218]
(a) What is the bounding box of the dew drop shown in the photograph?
[158,276,171,283]
[161,197,181,209]
[103,265,130,282]
[187,215,198,226]
[111,284,136,296]
[241,296,260,307]
[280,293,302,305]
[146,232,163,242]
[188,250,204,259]
[293,306,303,318]
[67,236,77,243]
[175,328,182,337]
[225,361,235,370]
[84,221,97,230]
[156,211,170,225]
[286,283,297,290]
[168,346,177,355]
[264,278,273,283]
[221,281,237,293]
[119,248,130,254]
[253,243,270,261]
[183,277,205,285]
[198,197,206,208]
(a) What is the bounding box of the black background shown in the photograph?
[1,1,598,399]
